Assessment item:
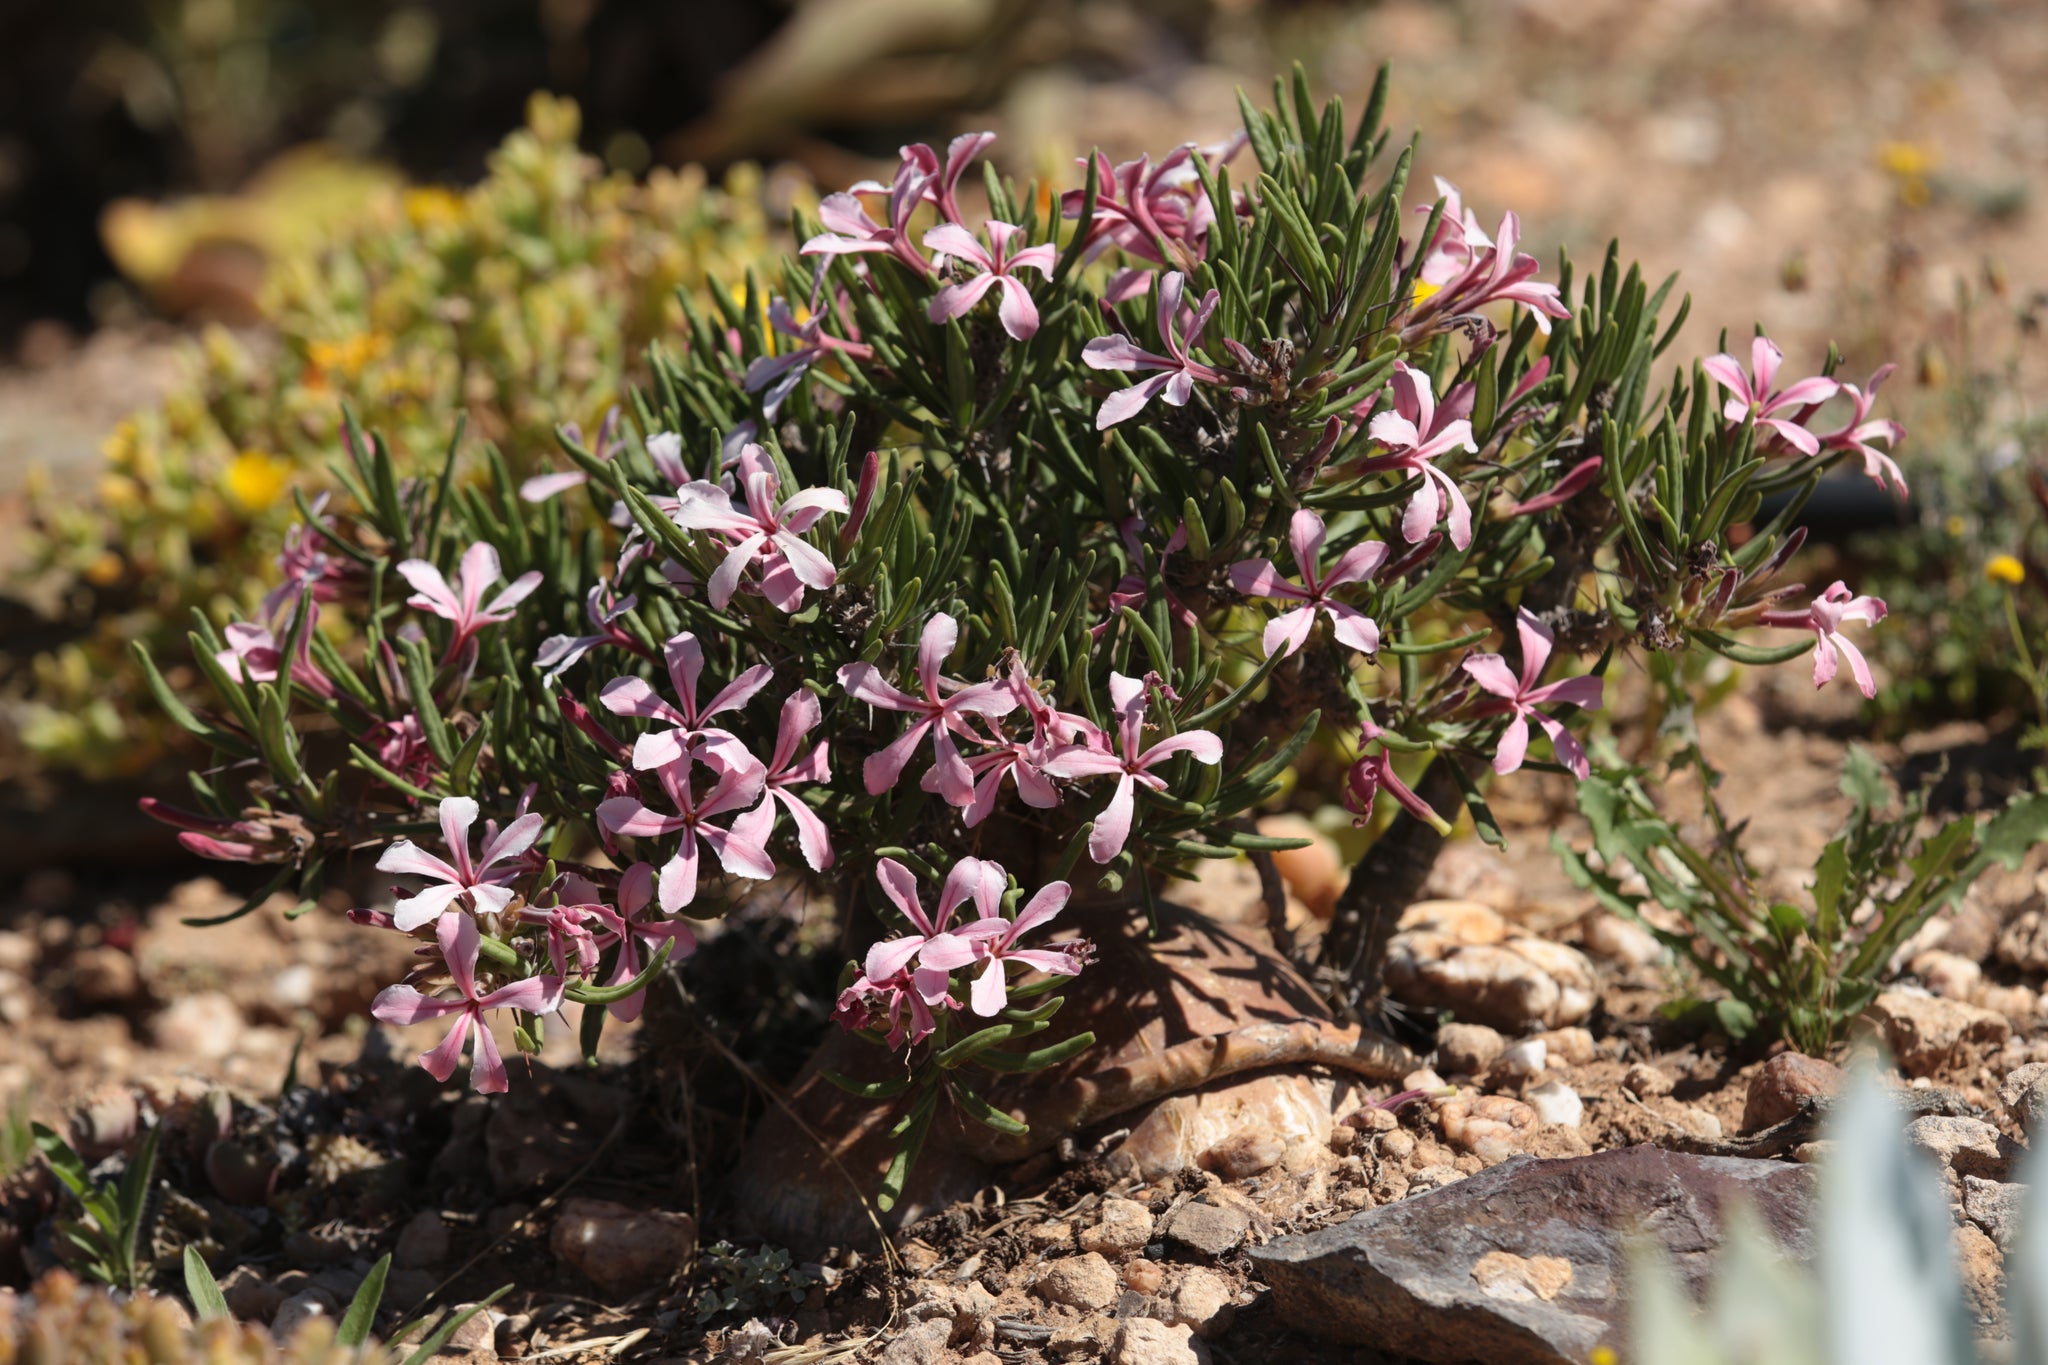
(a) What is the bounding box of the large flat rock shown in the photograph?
[1248,1145,1814,1364]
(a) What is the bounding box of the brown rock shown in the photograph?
[487,1071,625,1194]
[878,1319,952,1365]
[1436,1023,1506,1077]
[1384,928,1598,1033]
[1164,1267,1236,1338]
[1250,1147,1816,1362]
[1258,815,1341,919]
[395,1209,450,1270]
[1953,1223,2004,1325]
[1111,1317,1210,1365]
[1035,1252,1121,1312]
[1200,1126,1285,1181]
[1049,1317,1111,1358]
[1434,1095,1538,1165]
[1911,949,1983,1002]
[1998,1062,2048,1136]
[1080,1198,1155,1257]
[1904,1116,2021,1198]
[1124,1259,1165,1294]
[1531,1028,1596,1068]
[1997,910,2048,973]
[150,992,243,1060]
[549,1198,695,1297]
[1163,1200,1251,1257]
[1578,913,1662,966]
[1964,1175,2025,1253]
[1623,1063,1674,1098]
[218,1265,288,1322]
[1397,899,1511,944]
[70,946,140,1006]
[1741,1053,1844,1133]
[1864,991,2010,1078]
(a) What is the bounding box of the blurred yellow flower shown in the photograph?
[1878,140,1936,208]
[1946,514,1967,537]
[306,332,390,382]
[404,186,464,229]
[83,550,125,587]
[224,450,294,512]
[1412,279,1442,304]
[1987,554,2026,585]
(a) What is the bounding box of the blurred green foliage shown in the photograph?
[13,93,800,778]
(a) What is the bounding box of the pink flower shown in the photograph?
[1818,363,1907,496]
[1061,141,1239,265]
[262,496,353,618]
[366,713,436,790]
[1097,517,1198,639]
[1503,455,1603,518]
[920,880,1088,1016]
[1461,609,1604,778]
[536,583,643,684]
[378,796,547,931]
[1414,178,1495,285]
[599,631,773,773]
[836,613,1019,805]
[742,299,875,419]
[1039,672,1223,864]
[216,614,336,699]
[670,443,849,611]
[596,760,775,914]
[371,912,562,1094]
[1702,337,1840,457]
[518,409,624,503]
[582,862,697,1022]
[1404,199,1570,343]
[900,132,996,226]
[745,689,836,872]
[1759,581,1888,698]
[1228,509,1388,658]
[397,542,543,661]
[1342,713,1453,836]
[801,156,934,276]
[833,856,1009,1048]
[1081,271,1227,430]
[1351,362,1478,549]
[922,222,1057,341]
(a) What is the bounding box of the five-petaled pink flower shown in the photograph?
[921,879,1086,1016]
[1081,271,1228,430]
[596,761,775,913]
[582,862,697,1022]
[216,611,337,699]
[802,155,935,276]
[1342,712,1453,836]
[1703,337,1840,457]
[379,796,547,931]
[397,542,543,661]
[1759,581,1888,698]
[670,443,849,611]
[923,222,1057,341]
[746,689,836,871]
[1404,195,1571,343]
[837,614,1019,805]
[1351,362,1478,549]
[371,912,561,1094]
[1040,672,1223,864]
[536,582,643,684]
[1461,609,1604,779]
[599,631,773,773]
[1818,364,1907,497]
[1229,509,1388,658]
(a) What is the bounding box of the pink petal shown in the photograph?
[837,661,925,712]
[1463,653,1523,700]
[918,614,960,697]
[371,984,464,1026]
[703,662,775,719]
[457,542,502,620]
[708,534,769,609]
[632,730,690,771]
[1263,605,1317,659]
[1529,675,1604,711]
[1401,478,1442,544]
[994,276,1040,341]
[771,788,836,871]
[438,912,482,1001]
[1322,540,1390,588]
[478,812,545,870]
[969,958,1008,1016]
[1010,882,1071,937]
[1137,731,1223,770]
[1492,713,1532,775]
[1836,633,1876,698]
[1087,773,1138,864]
[484,571,542,617]
[598,676,684,724]
[1700,354,1752,403]
[596,797,685,839]
[1229,558,1307,599]
[418,1012,473,1084]
[864,719,933,795]
[774,532,839,590]
[864,935,924,983]
[1094,373,1172,430]
[395,559,459,618]
[391,883,466,933]
[921,223,994,269]
[917,931,980,972]
[1081,335,1169,373]
[1326,603,1381,655]
[376,839,462,884]
[876,858,931,935]
[1536,713,1590,780]
[520,471,588,502]
[1286,510,1328,583]
[467,1015,511,1093]
[1513,610,1556,689]
[928,273,1000,326]
[657,839,701,913]
[928,728,977,807]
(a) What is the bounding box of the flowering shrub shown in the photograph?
[139,69,1910,1201]
[11,93,796,778]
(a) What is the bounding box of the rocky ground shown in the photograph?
[1,659,2041,1365]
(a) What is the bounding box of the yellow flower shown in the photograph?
[404,186,464,229]
[83,550,125,586]
[1589,1348,1618,1365]
[1945,515,1966,537]
[306,332,390,381]
[223,449,294,512]
[1412,279,1442,304]
[1878,141,1936,208]
[1987,554,2026,586]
